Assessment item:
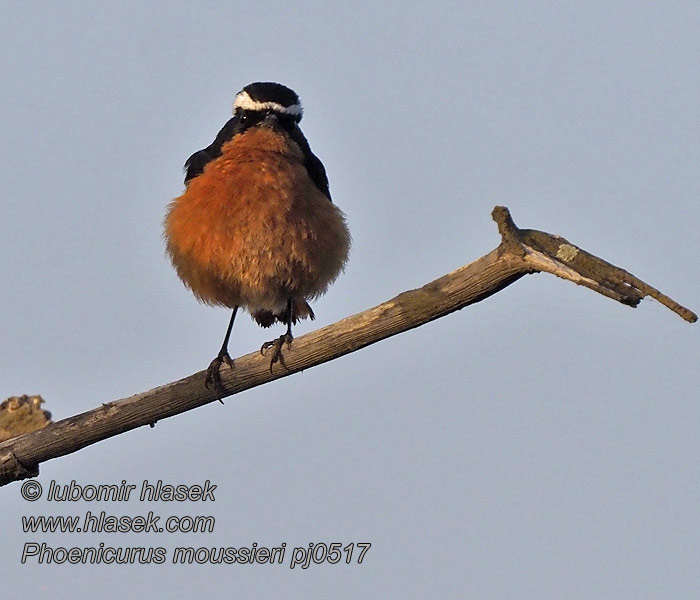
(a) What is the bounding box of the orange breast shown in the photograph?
[164,127,350,312]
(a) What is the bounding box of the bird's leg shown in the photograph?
[205,306,238,394]
[260,298,294,372]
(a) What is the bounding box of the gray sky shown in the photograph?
[2,2,699,598]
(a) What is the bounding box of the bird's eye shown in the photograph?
[239,112,249,124]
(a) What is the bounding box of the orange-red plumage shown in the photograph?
[164,125,350,322]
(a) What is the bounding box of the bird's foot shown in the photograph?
[260,333,294,373]
[205,351,234,398]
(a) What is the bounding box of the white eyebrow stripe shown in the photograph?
[233,91,303,117]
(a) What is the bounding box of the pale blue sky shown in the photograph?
[2,2,699,598]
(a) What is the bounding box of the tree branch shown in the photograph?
[1,207,695,485]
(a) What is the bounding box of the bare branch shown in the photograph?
[1,207,694,485]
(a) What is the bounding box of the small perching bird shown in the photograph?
[164,82,350,390]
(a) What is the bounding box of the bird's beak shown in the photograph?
[261,112,279,127]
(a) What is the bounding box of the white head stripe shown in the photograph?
[233,91,303,117]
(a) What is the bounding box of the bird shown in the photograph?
[164,82,351,391]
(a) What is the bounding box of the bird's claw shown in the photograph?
[260,333,293,373]
[205,351,233,399]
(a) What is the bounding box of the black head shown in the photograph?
[235,82,302,120]
[232,82,303,130]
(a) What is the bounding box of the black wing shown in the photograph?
[184,117,239,184]
[287,125,332,201]
[304,151,331,201]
